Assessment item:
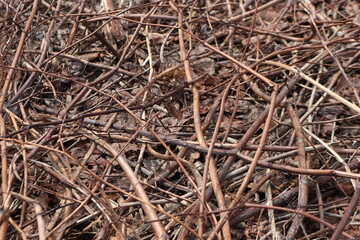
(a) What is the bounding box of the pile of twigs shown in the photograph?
[1,0,360,239]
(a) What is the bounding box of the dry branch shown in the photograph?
[0,1,359,239]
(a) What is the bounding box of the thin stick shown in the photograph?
[285,103,309,239]
[330,181,360,240]
[264,61,360,114]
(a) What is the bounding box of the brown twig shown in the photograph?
[2,1,359,238]
[285,103,309,239]
[0,1,40,238]
[245,203,354,239]
[330,181,360,240]
[208,85,278,239]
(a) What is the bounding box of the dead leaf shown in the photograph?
[163,100,183,120]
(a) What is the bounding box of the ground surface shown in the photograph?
[0,0,360,239]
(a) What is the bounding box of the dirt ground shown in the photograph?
[0,0,360,239]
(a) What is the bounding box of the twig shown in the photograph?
[84,130,167,239]
[285,103,309,239]
[330,181,360,240]
[0,1,40,238]
[264,60,360,114]
[208,86,278,239]
[245,203,355,239]
[303,127,356,189]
